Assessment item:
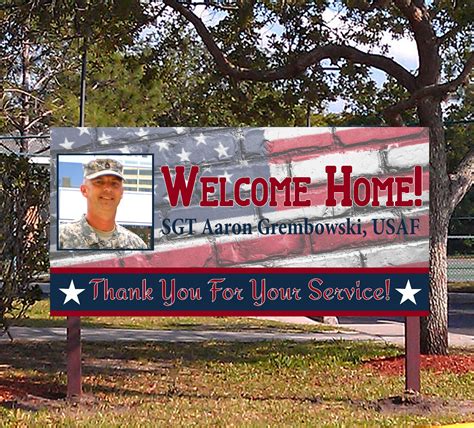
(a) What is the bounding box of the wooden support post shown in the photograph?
[65,34,86,402]
[67,316,82,400]
[405,316,421,393]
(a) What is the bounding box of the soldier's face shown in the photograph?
[81,175,124,214]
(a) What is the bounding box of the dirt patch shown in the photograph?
[0,375,68,412]
[1,393,101,414]
[363,354,474,375]
[0,377,65,402]
[360,394,474,416]
[0,376,102,413]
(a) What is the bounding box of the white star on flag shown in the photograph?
[137,128,150,137]
[59,280,85,305]
[78,127,90,136]
[396,280,421,305]
[177,148,191,162]
[221,170,233,183]
[195,134,207,146]
[214,142,230,158]
[98,131,111,141]
[60,137,74,149]
[157,142,170,152]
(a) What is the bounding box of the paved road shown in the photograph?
[2,324,472,347]
[447,293,474,335]
[2,315,473,347]
[1,326,381,344]
[336,293,474,337]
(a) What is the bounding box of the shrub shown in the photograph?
[0,154,49,334]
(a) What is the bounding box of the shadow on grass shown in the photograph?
[12,319,116,329]
[87,381,324,404]
[0,371,323,412]
[0,340,404,410]
[0,340,399,373]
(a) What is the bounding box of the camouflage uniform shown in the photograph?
[59,215,147,250]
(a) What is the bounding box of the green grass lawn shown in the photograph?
[0,341,472,427]
[9,299,336,333]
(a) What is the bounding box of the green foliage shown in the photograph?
[0,0,154,135]
[51,27,321,127]
[52,50,169,126]
[0,154,49,331]
[174,0,471,124]
[1,1,149,49]
[445,86,473,172]
[445,85,473,255]
[0,3,74,135]
[2,0,472,131]
[448,190,473,256]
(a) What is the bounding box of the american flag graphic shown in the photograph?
[50,127,429,270]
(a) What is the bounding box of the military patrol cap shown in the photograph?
[84,158,124,180]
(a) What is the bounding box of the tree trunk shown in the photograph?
[417,98,450,355]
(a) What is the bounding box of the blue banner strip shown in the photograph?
[50,272,429,315]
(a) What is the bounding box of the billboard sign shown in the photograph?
[50,127,429,316]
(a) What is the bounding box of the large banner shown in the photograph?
[50,127,429,316]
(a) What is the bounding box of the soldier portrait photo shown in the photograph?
[58,155,152,250]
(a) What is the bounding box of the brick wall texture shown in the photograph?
[50,127,429,269]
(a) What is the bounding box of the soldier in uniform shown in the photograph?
[59,158,147,250]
